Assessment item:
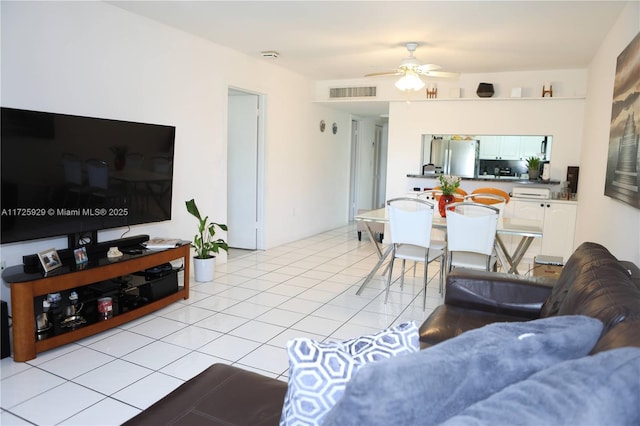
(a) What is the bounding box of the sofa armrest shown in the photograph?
[123,363,287,426]
[445,268,556,318]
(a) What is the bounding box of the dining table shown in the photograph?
[354,207,543,295]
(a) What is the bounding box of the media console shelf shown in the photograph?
[4,244,190,362]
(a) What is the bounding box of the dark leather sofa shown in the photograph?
[419,242,640,352]
[124,242,640,426]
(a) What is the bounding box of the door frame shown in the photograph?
[227,87,266,250]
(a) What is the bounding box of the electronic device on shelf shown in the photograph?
[1,107,176,248]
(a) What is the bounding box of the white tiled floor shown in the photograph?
[0,224,444,425]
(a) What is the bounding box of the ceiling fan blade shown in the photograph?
[419,70,460,79]
[417,64,442,72]
[365,70,403,77]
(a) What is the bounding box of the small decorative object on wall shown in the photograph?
[332,122,338,134]
[476,83,494,98]
[426,84,437,99]
[73,247,88,265]
[319,120,326,132]
[604,31,640,209]
[38,248,62,273]
[542,82,553,97]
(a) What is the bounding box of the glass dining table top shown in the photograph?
[355,207,542,237]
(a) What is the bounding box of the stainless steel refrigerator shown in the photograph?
[429,138,479,178]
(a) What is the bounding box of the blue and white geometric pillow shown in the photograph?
[280,321,419,426]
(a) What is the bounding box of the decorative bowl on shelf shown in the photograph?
[476,83,495,98]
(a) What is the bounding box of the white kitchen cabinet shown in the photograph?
[479,136,546,160]
[499,137,521,159]
[479,136,520,160]
[504,199,577,266]
[478,136,501,159]
[519,136,545,160]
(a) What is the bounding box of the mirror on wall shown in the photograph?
[421,134,553,178]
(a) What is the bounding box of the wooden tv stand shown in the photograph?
[5,244,190,362]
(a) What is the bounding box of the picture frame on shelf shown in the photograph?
[73,247,88,265]
[37,248,62,273]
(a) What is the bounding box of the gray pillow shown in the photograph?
[441,347,640,426]
[323,315,603,426]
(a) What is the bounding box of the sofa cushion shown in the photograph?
[540,242,620,317]
[419,304,525,347]
[322,315,603,426]
[557,259,640,328]
[280,321,419,426]
[440,347,640,426]
[444,268,554,318]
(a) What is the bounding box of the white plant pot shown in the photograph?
[193,256,215,282]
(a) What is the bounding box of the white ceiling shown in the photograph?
[109,1,628,115]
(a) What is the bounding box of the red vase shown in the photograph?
[438,194,455,217]
[114,155,126,171]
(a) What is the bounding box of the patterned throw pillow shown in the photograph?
[279,321,419,426]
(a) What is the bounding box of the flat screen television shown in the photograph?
[1,107,176,247]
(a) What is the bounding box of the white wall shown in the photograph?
[0,2,351,305]
[386,95,586,199]
[576,1,640,264]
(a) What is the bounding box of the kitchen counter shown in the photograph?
[406,174,561,185]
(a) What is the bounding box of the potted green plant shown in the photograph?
[526,156,541,180]
[185,198,228,282]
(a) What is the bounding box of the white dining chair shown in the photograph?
[463,193,507,217]
[86,158,122,206]
[386,197,445,310]
[445,202,500,272]
[61,153,87,206]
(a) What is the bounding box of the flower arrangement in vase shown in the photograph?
[437,175,461,217]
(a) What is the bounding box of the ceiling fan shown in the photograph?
[366,42,458,91]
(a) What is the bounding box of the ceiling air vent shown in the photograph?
[329,86,377,99]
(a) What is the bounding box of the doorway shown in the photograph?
[227,88,265,250]
[348,118,389,219]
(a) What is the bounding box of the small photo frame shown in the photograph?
[38,248,62,273]
[74,247,88,265]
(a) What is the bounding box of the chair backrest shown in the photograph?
[86,159,109,190]
[446,202,499,256]
[387,197,435,248]
[434,186,467,202]
[417,189,442,214]
[463,193,507,216]
[153,156,172,174]
[472,187,510,203]
[126,152,144,169]
[417,189,443,203]
[61,153,83,185]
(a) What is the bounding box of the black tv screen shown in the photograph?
[1,107,176,246]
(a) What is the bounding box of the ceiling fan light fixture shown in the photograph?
[395,71,425,91]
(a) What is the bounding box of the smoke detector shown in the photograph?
[261,50,279,59]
